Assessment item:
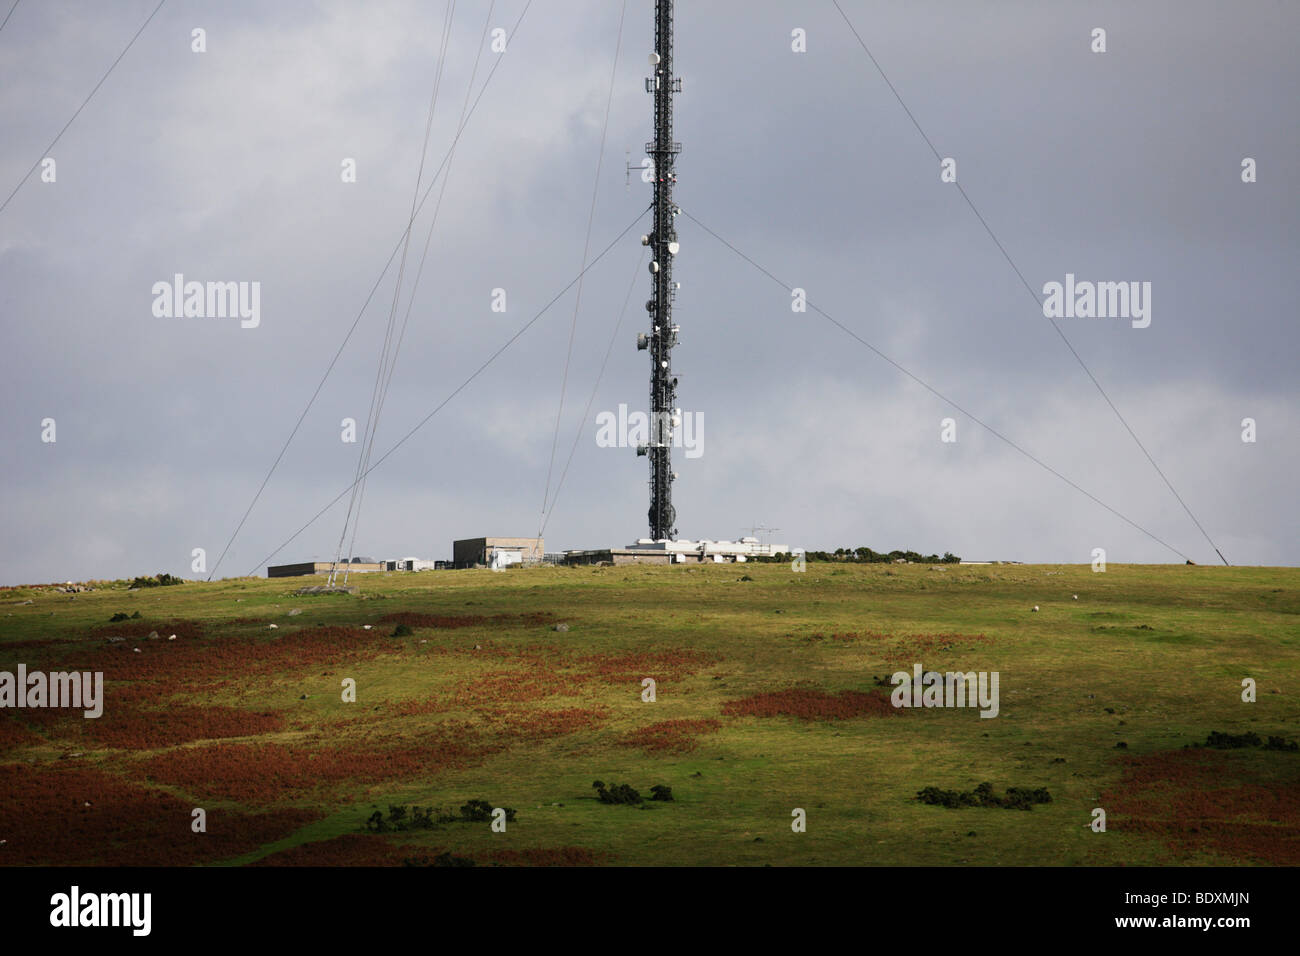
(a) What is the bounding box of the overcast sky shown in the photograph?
[1,0,1296,585]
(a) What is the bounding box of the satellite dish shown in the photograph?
[667,241,680,255]
[640,234,650,246]
[649,52,661,66]
[650,261,660,273]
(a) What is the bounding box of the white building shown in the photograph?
[624,536,793,563]
[384,557,441,571]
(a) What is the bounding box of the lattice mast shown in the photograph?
[637,0,682,539]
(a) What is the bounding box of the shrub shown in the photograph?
[367,802,506,832]
[1002,786,1053,810]
[649,784,674,802]
[128,573,184,589]
[769,547,961,565]
[916,782,1051,811]
[391,623,414,638]
[592,780,642,805]
[1203,731,1262,749]
[458,799,515,823]
[916,786,975,809]
[1197,730,1298,751]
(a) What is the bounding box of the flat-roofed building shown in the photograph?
[267,561,384,578]
[564,537,795,566]
[383,557,442,571]
[622,537,792,563]
[453,537,543,569]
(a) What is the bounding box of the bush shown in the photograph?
[458,799,515,823]
[649,784,674,802]
[129,573,184,589]
[1002,786,1053,810]
[592,780,642,805]
[916,786,975,809]
[1197,730,1298,751]
[743,541,967,564]
[363,805,438,832]
[365,801,511,832]
[366,806,436,832]
[108,611,141,623]
[756,547,961,565]
[391,623,414,638]
[916,782,1051,811]
[1203,731,1262,749]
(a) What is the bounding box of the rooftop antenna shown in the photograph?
[634,0,683,541]
[747,524,781,549]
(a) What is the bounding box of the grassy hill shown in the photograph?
[1,561,1297,866]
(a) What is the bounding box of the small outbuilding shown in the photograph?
[453,537,544,569]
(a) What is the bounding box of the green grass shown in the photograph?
[1,561,1297,866]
